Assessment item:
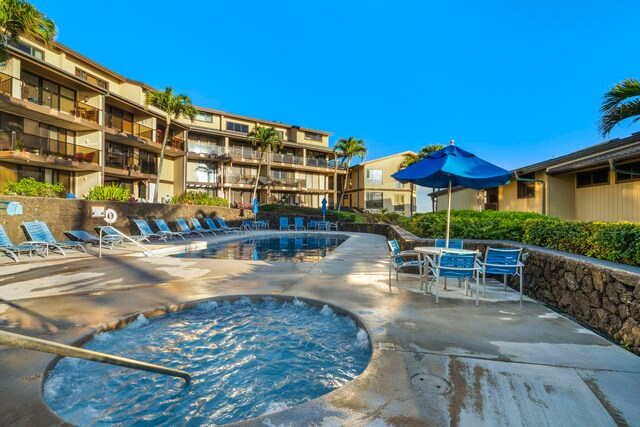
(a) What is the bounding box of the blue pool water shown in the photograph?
[173,235,348,261]
[44,297,371,426]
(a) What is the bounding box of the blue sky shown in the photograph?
[35,1,639,173]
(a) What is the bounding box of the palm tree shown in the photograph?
[247,125,283,203]
[144,86,197,203]
[599,78,640,137]
[397,144,445,170]
[0,0,56,63]
[334,136,367,211]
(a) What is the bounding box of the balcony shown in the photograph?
[0,130,101,171]
[227,173,259,185]
[328,159,348,170]
[394,204,405,212]
[272,153,303,165]
[270,176,306,188]
[187,142,231,161]
[366,200,383,209]
[228,146,259,160]
[0,72,101,131]
[105,153,156,177]
[306,157,329,167]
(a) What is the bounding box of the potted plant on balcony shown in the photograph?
[14,135,25,152]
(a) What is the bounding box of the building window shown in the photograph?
[615,161,640,183]
[75,68,109,90]
[195,111,213,123]
[277,130,285,140]
[394,180,405,188]
[517,172,536,198]
[8,39,44,60]
[304,131,322,141]
[366,169,383,186]
[226,121,249,133]
[366,192,383,209]
[576,168,609,188]
[394,194,405,211]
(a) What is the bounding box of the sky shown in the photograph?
[32,1,640,209]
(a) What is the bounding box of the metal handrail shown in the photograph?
[0,330,191,383]
[98,226,157,258]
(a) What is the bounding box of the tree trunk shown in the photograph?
[251,151,265,203]
[337,164,350,211]
[153,116,171,203]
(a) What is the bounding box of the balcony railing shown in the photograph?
[134,123,153,141]
[270,177,306,187]
[228,146,259,160]
[189,142,226,156]
[0,72,11,96]
[366,200,383,209]
[0,130,100,164]
[272,153,303,165]
[394,204,405,211]
[105,153,156,175]
[227,173,259,185]
[306,157,328,167]
[328,159,348,170]
[18,79,101,124]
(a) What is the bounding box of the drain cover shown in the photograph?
[411,373,451,395]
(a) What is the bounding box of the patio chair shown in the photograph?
[388,239,424,290]
[435,239,464,249]
[217,218,242,234]
[22,221,87,256]
[0,224,45,262]
[426,249,481,306]
[175,218,204,238]
[191,218,218,236]
[98,226,150,244]
[153,219,187,240]
[203,217,228,235]
[241,220,257,232]
[308,220,318,230]
[279,217,290,230]
[318,220,338,231]
[255,219,269,230]
[64,229,124,249]
[477,247,525,301]
[133,219,168,242]
[293,217,306,231]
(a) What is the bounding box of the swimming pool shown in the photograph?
[44,297,370,426]
[173,235,349,261]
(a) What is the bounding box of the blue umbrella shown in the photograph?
[253,198,259,219]
[392,140,512,246]
[321,197,328,222]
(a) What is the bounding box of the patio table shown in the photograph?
[414,246,480,297]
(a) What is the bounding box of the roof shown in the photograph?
[351,151,417,169]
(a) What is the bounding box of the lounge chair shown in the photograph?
[98,226,150,243]
[279,217,290,230]
[64,229,124,249]
[388,239,423,289]
[22,221,87,256]
[293,217,306,230]
[217,218,242,234]
[190,218,218,235]
[152,219,187,240]
[477,247,524,301]
[202,217,225,235]
[133,219,168,242]
[0,224,45,262]
[175,218,204,238]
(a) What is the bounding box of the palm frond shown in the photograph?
[599,98,640,137]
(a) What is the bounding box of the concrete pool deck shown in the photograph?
[0,231,639,426]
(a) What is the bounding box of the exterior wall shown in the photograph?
[436,189,477,211]
[498,171,545,214]
[548,174,575,219]
[573,169,640,222]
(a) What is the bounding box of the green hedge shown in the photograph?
[170,191,228,207]
[85,184,131,201]
[3,177,65,198]
[259,204,365,223]
[408,210,640,266]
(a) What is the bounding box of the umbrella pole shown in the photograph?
[446,176,452,248]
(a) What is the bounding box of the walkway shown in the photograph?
[0,231,638,426]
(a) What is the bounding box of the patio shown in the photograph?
[0,231,638,426]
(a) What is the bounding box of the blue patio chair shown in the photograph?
[153,219,187,240]
[133,219,168,242]
[217,218,242,234]
[0,224,45,262]
[388,239,424,290]
[427,250,481,306]
[255,219,269,230]
[279,217,290,230]
[318,220,338,231]
[477,247,525,301]
[22,221,87,256]
[308,220,318,230]
[175,218,204,238]
[98,226,150,243]
[293,217,306,231]
[191,218,218,236]
[203,217,228,235]
[435,239,463,249]
[64,229,124,249]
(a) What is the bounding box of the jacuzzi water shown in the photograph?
[172,235,348,261]
[44,297,371,426]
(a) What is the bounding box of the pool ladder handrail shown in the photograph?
[98,226,157,258]
[0,330,191,384]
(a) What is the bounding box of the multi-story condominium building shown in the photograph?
[0,37,343,208]
[431,132,640,222]
[339,151,417,216]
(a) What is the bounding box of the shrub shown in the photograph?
[3,177,65,198]
[259,204,365,223]
[170,191,228,207]
[85,184,131,202]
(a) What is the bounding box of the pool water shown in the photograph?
[173,235,348,261]
[44,297,371,426]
